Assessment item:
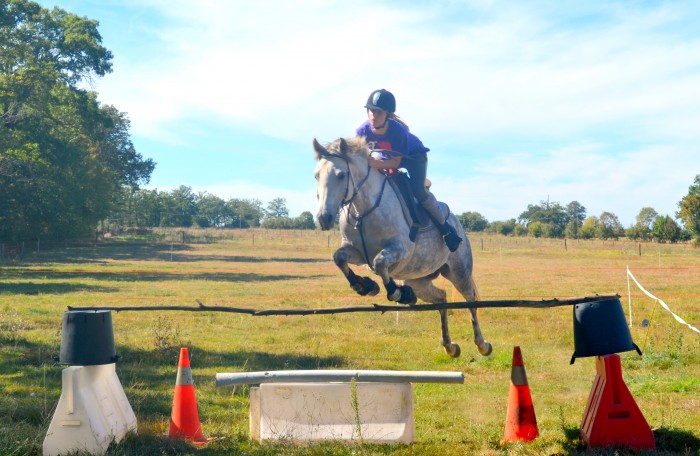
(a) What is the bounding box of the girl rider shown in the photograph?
[356,89,462,252]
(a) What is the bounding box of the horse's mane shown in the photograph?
[314,136,369,161]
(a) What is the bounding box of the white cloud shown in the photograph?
[432,141,696,225]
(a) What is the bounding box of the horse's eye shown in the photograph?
[337,171,347,180]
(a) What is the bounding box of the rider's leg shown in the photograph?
[404,156,463,252]
[418,193,462,252]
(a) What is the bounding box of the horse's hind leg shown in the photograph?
[441,271,492,357]
[404,278,461,358]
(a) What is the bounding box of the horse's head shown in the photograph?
[313,137,369,230]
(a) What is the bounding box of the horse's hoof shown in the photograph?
[398,286,416,305]
[444,343,461,358]
[478,342,493,356]
[364,277,380,296]
[387,288,402,302]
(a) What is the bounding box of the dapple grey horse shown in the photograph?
[313,137,492,358]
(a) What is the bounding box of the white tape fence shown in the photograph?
[626,266,700,335]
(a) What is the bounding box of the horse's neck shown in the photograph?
[347,156,395,215]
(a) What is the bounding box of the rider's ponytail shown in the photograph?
[389,113,410,132]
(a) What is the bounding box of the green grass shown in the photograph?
[1,230,699,455]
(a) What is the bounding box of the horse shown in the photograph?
[313,136,492,358]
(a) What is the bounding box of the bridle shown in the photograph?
[318,149,389,270]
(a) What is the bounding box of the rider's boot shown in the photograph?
[420,193,462,252]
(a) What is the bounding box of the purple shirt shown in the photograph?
[356,119,429,159]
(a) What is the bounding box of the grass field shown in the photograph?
[1,229,699,455]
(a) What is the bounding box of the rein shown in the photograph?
[319,150,389,271]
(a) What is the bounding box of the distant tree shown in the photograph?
[295,211,316,229]
[652,215,681,243]
[580,216,600,239]
[261,217,295,229]
[542,223,564,238]
[457,212,488,232]
[266,197,289,219]
[518,200,568,230]
[564,201,587,238]
[159,186,196,227]
[599,212,625,239]
[488,219,516,236]
[626,207,659,240]
[677,174,700,243]
[528,221,544,238]
[513,223,528,236]
[195,193,228,228]
[227,198,263,228]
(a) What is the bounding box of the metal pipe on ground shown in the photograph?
[215,369,465,387]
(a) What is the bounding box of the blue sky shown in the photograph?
[41,0,700,225]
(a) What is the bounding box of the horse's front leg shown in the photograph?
[373,243,416,304]
[332,245,379,296]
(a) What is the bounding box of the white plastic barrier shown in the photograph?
[217,370,464,444]
[250,382,414,443]
[43,364,137,456]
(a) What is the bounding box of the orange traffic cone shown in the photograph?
[501,346,539,443]
[169,348,207,443]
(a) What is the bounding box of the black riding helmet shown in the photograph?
[364,89,396,113]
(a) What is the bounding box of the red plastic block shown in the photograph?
[580,354,655,451]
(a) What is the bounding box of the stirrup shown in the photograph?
[442,225,462,252]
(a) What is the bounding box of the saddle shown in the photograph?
[386,171,451,242]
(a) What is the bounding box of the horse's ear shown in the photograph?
[313,138,326,159]
[339,138,348,154]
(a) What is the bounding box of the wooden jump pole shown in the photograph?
[67,294,619,316]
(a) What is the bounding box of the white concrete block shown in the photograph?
[249,382,414,443]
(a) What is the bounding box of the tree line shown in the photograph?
[456,189,699,244]
[103,177,700,245]
[107,186,315,231]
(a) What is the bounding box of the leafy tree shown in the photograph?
[626,207,658,240]
[599,212,625,239]
[159,186,196,227]
[579,216,600,239]
[542,223,564,238]
[564,201,586,238]
[295,211,316,229]
[265,197,289,219]
[195,193,228,228]
[1,0,153,241]
[652,215,681,243]
[518,200,569,236]
[457,211,488,232]
[488,219,516,236]
[678,174,700,243]
[227,198,263,228]
[528,221,544,238]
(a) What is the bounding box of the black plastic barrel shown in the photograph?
[59,310,118,365]
[570,297,641,364]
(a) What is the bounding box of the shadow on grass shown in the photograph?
[19,241,330,265]
[0,282,119,295]
[0,332,347,425]
[560,423,700,455]
[2,270,328,284]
